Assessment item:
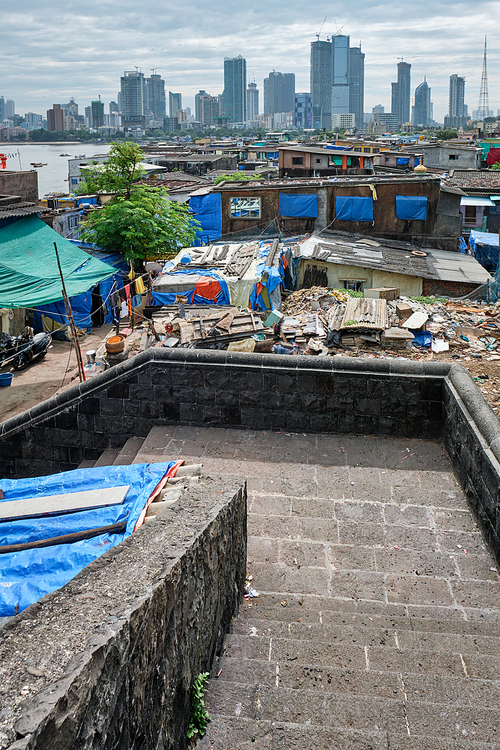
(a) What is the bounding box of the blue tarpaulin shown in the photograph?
[336,197,373,222]
[470,230,499,274]
[33,292,93,331]
[189,193,222,245]
[396,158,410,166]
[395,196,428,221]
[249,243,286,311]
[152,268,230,306]
[279,193,318,218]
[0,462,176,616]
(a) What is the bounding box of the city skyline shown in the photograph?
[1,0,498,121]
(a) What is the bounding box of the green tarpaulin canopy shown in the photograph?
[0,215,116,308]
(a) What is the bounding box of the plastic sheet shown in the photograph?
[189,193,222,245]
[336,197,373,222]
[279,194,318,218]
[0,462,175,616]
[395,196,428,221]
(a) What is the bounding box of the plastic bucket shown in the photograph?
[0,373,13,387]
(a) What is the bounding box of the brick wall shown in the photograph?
[422,278,480,297]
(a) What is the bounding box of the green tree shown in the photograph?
[434,128,459,140]
[77,142,146,199]
[80,186,198,263]
[78,142,199,263]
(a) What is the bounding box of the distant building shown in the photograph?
[263,71,295,115]
[391,61,411,125]
[0,97,4,122]
[372,104,384,114]
[5,99,15,119]
[247,82,259,121]
[445,74,468,129]
[120,70,146,130]
[91,99,105,128]
[169,92,182,118]
[195,90,220,126]
[349,46,365,128]
[332,113,355,129]
[46,104,64,131]
[62,98,78,118]
[222,56,246,123]
[109,101,119,114]
[24,112,43,129]
[372,112,399,133]
[294,93,312,128]
[146,74,166,123]
[413,79,431,127]
[310,35,363,129]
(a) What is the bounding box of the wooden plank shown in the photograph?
[0,521,127,554]
[0,486,130,522]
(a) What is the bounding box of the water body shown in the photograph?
[0,143,111,198]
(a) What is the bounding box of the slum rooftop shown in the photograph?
[0,195,48,221]
[213,173,449,190]
[443,169,500,192]
[300,231,490,286]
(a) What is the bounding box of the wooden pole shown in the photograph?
[53,242,86,382]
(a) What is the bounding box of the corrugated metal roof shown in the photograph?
[340,298,388,331]
[460,196,494,206]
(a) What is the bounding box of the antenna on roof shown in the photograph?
[316,15,327,40]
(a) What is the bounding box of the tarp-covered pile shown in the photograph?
[0,215,116,308]
[0,462,177,616]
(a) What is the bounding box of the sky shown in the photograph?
[1,0,499,123]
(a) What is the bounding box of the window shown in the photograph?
[354,147,362,152]
[449,154,459,160]
[341,279,365,291]
[230,197,261,219]
[316,158,321,163]
[292,157,304,165]
[464,205,477,223]
[68,216,79,228]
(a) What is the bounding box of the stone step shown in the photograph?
[132,426,174,464]
[211,655,500,707]
[221,633,500,680]
[230,616,500,655]
[239,594,500,636]
[77,459,96,469]
[197,716,500,750]
[198,681,500,746]
[93,448,121,467]
[113,437,145,466]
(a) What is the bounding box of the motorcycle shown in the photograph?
[0,328,52,371]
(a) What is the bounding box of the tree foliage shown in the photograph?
[213,172,261,185]
[78,142,199,263]
[77,142,147,199]
[434,128,459,140]
[80,186,199,263]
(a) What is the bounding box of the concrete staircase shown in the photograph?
[78,432,202,521]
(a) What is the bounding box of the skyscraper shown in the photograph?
[5,99,15,119]
[195,90,220,126]
[246,82,259,121]
[0,97,4,122]
[222,56,246,123]
[413,79,431,127]
[310,35,364,129]
[445,75,467,128]
[46,104,63,131]
[91,99,105,128]
[349,46,365,128]
[169,92,182,117]
[391,61,411,125]
[294,93,312,128]
[263,72,295,115]
[146,73,166,122]
[120,71,146,129]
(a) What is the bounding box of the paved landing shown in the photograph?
[144,426,500,749]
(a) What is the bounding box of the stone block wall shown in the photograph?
[443,365,500,567]
[0,479,246,750]
[0,350,446,479]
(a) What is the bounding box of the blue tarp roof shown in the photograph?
[0,462,175,616]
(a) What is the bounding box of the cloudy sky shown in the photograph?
[1,0,499,122]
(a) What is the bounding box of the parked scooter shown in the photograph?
[0,328,52,370]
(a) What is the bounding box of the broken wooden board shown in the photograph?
[0,485,130,522]
[401,311,429,330]
[340,298,388,331]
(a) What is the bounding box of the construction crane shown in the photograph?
[316,16,327,40]
[333,19,344,36]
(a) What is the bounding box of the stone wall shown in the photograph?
[0,350,446,479]
[443,365,500,567]
[0,479,247,750]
